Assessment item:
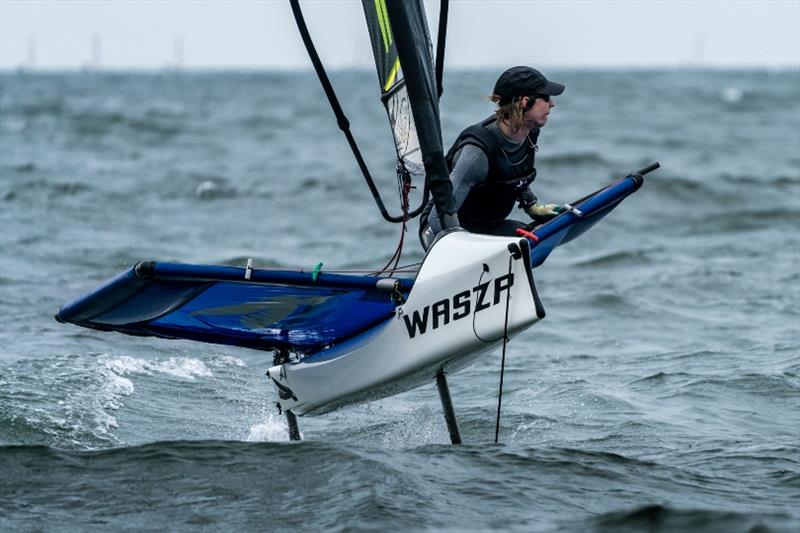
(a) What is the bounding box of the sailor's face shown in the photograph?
[523,95,555,128]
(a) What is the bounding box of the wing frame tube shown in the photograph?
[532,174,644,244]
[135,262,415,292]
[526,172,648,268]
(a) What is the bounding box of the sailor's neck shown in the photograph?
[496,120,532,144]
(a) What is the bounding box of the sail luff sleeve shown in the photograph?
[384,0,456,222]
[435,0,449,99]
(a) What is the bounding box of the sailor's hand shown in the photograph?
[526,203,566,218]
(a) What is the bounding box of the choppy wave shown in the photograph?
[191,174,239,200]
[66,110,185,141]
[538,151,611,167]
[0,355,128,448]
[1,178,93,202]
[684,373,800,398]
[13,99,66,118]
[0,354,220,449]
[5,161,37,173]
[628,370,800,398]
[0,441,796,531]
[721,172,800,187]
[572,248,656,268]
[701,206,800,232]
[101,354,213,381]
[643,173,729,202]
[580,504,796,533]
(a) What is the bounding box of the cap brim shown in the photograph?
[541,81,565,96]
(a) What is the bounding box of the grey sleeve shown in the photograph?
[518,187,538,210]
[428,144,489,234]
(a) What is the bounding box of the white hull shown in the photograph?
[268,230,545,416]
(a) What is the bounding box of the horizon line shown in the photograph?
[2,64,798,74]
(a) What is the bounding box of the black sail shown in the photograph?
[362,0,423,187]
[364,0,456,223]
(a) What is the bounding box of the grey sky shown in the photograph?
[1,0,798,70]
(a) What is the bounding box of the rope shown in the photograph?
[376,168,414,275]
[494,254,514,443]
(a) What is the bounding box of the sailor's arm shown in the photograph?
[429,145,490,233]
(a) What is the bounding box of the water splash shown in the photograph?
[246,412,293,442]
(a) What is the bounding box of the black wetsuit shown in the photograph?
[420,117,539,247]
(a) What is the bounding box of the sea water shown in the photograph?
[1,70,798,531]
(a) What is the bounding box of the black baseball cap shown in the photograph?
[493,66,565,105]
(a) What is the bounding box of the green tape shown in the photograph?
[312,262,323,282]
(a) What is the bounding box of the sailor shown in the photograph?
[420,66,566,250]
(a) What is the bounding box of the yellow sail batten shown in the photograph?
[384,58,400,92]
[375,0,393,53]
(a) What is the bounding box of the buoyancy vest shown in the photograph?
[445,117,539,232]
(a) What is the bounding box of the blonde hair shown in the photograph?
[489,94,525,134]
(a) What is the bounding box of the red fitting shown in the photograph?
[515,228,540,243]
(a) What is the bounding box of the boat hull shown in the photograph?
[268,231,545,415]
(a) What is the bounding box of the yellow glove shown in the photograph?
[526,203,565,218]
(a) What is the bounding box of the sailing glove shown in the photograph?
[526,203,566,218]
